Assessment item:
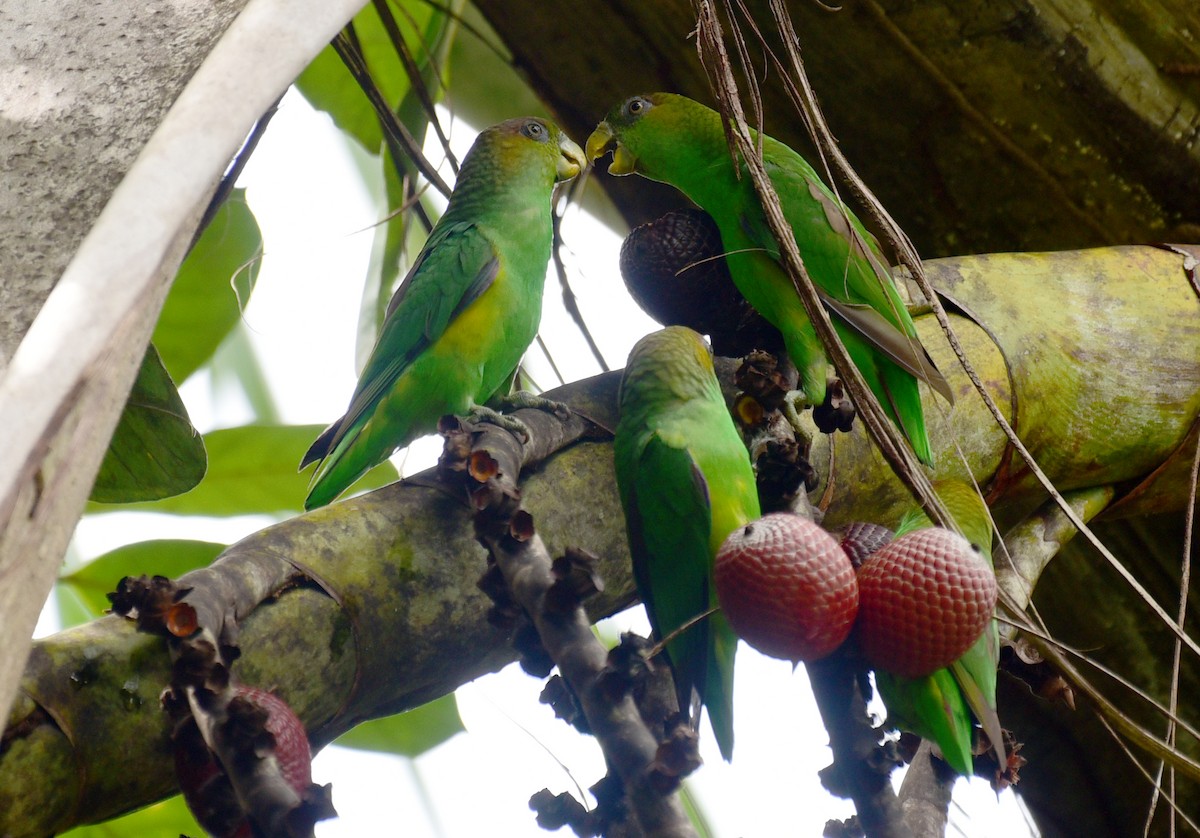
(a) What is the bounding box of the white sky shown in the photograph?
[60,90,1036,837]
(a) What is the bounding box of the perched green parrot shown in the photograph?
[614,326,762,762]
[587,93,952,464]
[301,118,586,509]
[877,479,1005,775]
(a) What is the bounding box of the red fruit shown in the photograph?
[836,521,894,569]
[175,685,312,838]
[714,513,859,662]
[238,686,313,794]
[856,527,997,678]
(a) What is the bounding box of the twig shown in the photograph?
[1146,433,1200,835]
[191,94,284,252]
[441,412,698,837]
[371,0,459,174]
[806,654,906,838]
[553,178,610,372]
[692,0,953,535]
[332,25,453,198]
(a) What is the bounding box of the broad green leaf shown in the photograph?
[442,9,628,234]
[91,345,206,503]
[59,794,200,837]
[88,425,398,517]
[154,189,262,383]
[294,0,441,153]
[335,693,463,756]
[58,539,226,622]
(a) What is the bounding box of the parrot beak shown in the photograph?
[586,122,638,176]
[557,135,587,181]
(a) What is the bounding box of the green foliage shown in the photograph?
[91,190,263,505]
[294,1,444,153]
[153,189,262,384]
[335,693,464,756]
[445,7,544,129]
[88,425,399,517]
[58,795,200,838]
[57,539,226,626]
[91,345,206,503]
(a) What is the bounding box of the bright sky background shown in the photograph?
[58,90,1036,837]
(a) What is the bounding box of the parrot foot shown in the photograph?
[781,391,814,446]
[465,404,532,442]
[497,390,572,421]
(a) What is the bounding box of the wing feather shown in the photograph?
[313,222,500,461]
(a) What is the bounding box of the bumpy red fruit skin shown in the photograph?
[239,686,313,794]
[175,685,312,838]
[836,521,894,569]
[714,513,859,662]
[856,528,997,678]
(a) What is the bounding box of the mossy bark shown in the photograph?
[2,245,1198,835]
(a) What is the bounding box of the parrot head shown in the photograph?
[619,325,718,410]
[895,479,994,561]
[471,116,586,188]
[587,93,719,181]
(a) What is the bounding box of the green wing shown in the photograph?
[876,669,974,775]
[302,221,499,471]
[621,431,735,760]
[741,146,951,464]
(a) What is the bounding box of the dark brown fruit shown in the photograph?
[835,521,894,569]
[619,208,781,357]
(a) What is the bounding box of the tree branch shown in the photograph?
[4,246,1199,834]
[0,0,371,739]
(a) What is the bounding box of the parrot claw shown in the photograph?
[498,390,572,421]
[466,405,532,442]
[782,391,814,446]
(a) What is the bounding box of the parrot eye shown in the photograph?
[522,120,547,141]
[624,97,652,119]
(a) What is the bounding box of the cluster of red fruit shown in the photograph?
[713,513,997,677]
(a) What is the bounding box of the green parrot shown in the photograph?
[301,118,586,509]
[587,93,952,464]
[614,325,762,762]
[877,479,1005,775]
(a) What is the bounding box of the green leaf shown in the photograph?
[154,189,262,383]
[335,693,463,756]
[294,1,441,153]
[88,425,398,517]
[445,8,544,129]
[58,540,226,622]
[91,345,206,503]
[59,794,201,837]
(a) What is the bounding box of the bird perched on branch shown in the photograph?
[614,326,762,761]
[302,117,585,509]
[588,93,951,464]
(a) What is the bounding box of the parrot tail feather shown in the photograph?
[879,364,934,466]
[300,418,343,471]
